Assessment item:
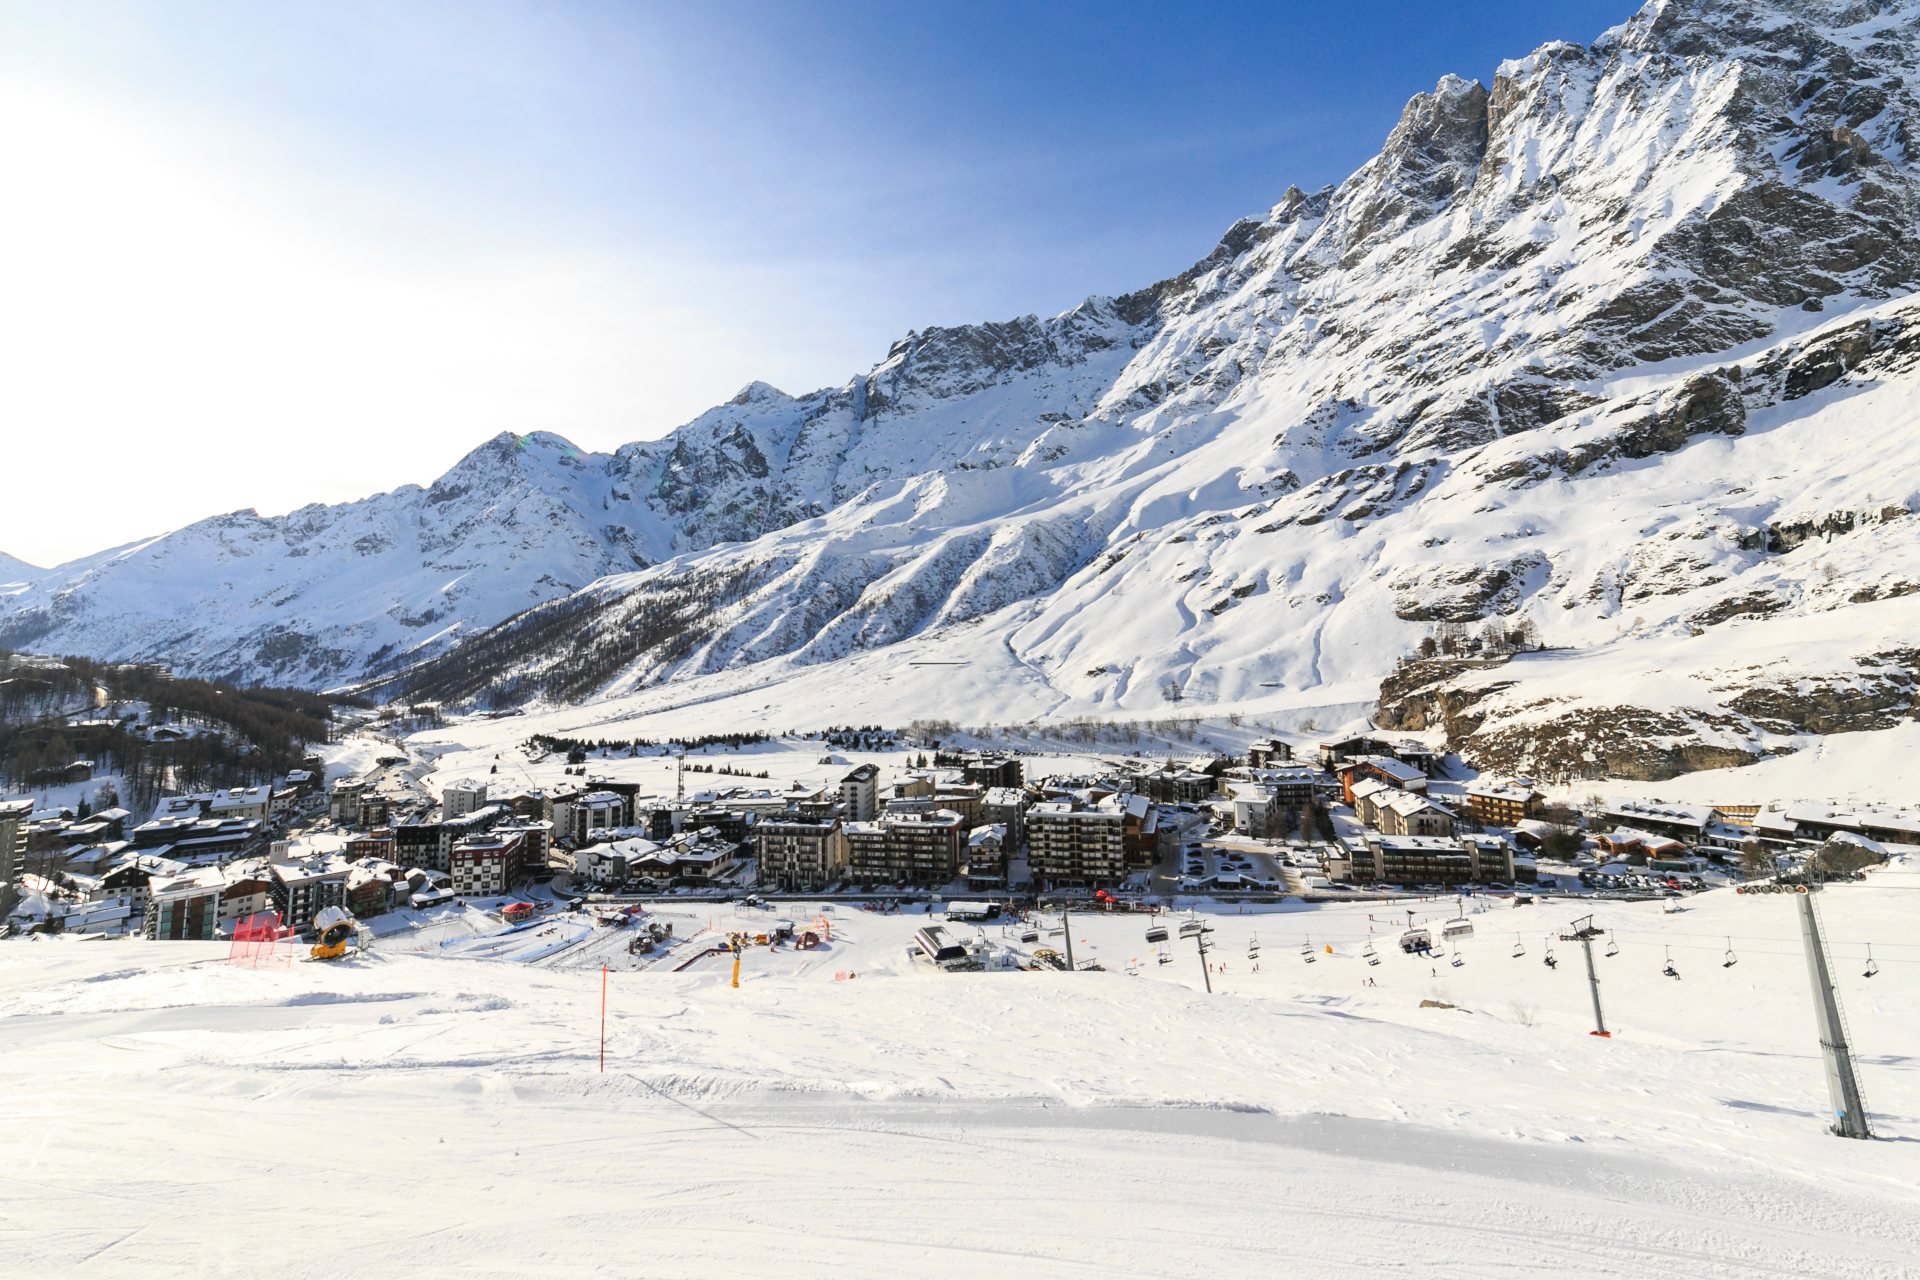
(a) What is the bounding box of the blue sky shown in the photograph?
[0,0,1634,564]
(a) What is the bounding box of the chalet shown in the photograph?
[148,785,273,825]
[1600,799,1719,844]
[962,824,1007,890]
[1595,827,1691,868]
[1776,802,1920,847]
[632,830,740,886]
[345,832,394,861]
[573,836,649,886]
[98,853,189,920]
[1462,780,1543,828]
[1246,739,1292,768]
[1132,767,1217,806]
[1387,740,1438,776]
[1336,755,1427,806]
[1183,754,1230,779]
[1317,734,1390,769]
[346,866,394,917]
[1378,791,1454,839]
[219,872,274,927]
[270,786,301,819]
[130,816,265,865]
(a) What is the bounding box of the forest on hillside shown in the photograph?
[0,653,346,808]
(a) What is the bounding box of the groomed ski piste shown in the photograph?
[5,862,1920,1278]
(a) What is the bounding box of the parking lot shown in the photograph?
[1170,832,1295,894]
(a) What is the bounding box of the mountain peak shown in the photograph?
[728,380,791,406]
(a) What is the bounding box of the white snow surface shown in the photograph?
[5,871,1919,1277]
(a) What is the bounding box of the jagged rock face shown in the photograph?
[10,0,1920,775]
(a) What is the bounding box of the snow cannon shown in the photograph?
[310,905,356,961]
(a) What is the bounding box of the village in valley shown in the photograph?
[3,681,1906,976]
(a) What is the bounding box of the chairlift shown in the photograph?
[1179,919,1206,938]
[1247,932,1261,959]
[1157,947,1173,966]
[1864,945,1879,979]
[1145,923,1169,944]
[1450,947,1465,968]
[1300,940,1316,964]
[1543,938,1557,969]
[1722,936,1738,969]
[1663,945,1680,979]
[1604,934,1619,959]
[1398,927,1432,955]
[1363,939,1380,966]
[1511,934,1525,959]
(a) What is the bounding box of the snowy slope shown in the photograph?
[5,875,1919,1278]
[10,0,1920,786]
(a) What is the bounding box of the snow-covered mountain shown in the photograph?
[11,0,1920,780]
[0,552,38,591]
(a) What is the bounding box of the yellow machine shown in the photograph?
[310,905,355,961]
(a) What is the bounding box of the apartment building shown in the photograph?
[448,830,527,897]
[754,816,849,891]
[1026,800,1127,888]
[845,810,967,887]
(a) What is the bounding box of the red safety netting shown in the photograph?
[227,911,291,968]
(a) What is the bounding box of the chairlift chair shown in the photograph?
[1543,937,1557,969]
[1247,932,1261,959]
[1300,940,1316,964]
[1157,947,1173,966]
[1864,945,1879,979]
[1722,936,1738,969]
[1605,934,1619,958]
[1663,945,1680,979]
[1145,923,1169,944]
[1511,934,1525,959]
[1363,939,1380,966]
